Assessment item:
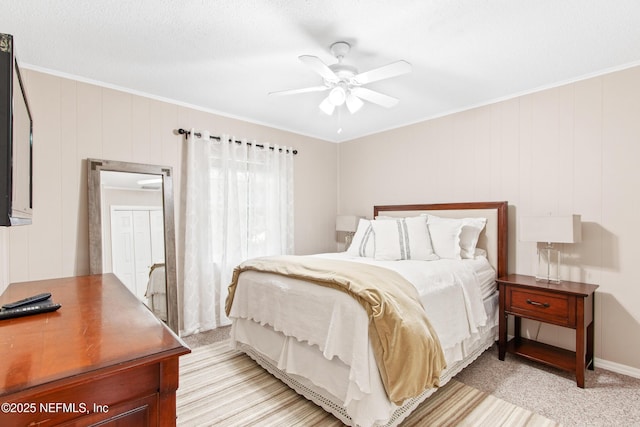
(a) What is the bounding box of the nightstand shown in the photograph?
[497,274,598,388]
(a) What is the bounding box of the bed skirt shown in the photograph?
[237,327,496,427]
[231,292,499,427]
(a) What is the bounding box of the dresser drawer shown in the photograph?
[505,287,576,327]
[3,363,160,426]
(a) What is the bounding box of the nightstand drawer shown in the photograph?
[506,288,576,327]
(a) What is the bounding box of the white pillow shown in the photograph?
[370,216,438,261]
[426,219,463,259]
[347,218,375,257]
[426,214,487,259]
[474,248,488,258]
[459,217,487,258]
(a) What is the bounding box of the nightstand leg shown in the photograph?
[576,299,586,388]
[586,321,595,370]
[586,293,596,371]
[498,285,506,360]
[499,312,507,360]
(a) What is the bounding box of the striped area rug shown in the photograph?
[177,341,560,427]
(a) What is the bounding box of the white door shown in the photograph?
[132,210,153,299]
[149,209,165,264]
[111,207,165,301]
[111,211,136,295]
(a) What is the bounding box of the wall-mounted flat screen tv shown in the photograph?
[0,33,33,226]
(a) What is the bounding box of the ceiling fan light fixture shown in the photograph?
[319,96,336,115]
[346,93,364,114]
[328,86,346,106]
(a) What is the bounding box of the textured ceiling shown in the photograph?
[2,0,640,142]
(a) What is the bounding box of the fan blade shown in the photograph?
[353,60,412,85]
[350,87,399,108]
[269,86,328,96]
[346,93,364,114]
[318,96,335,115]
[299,55,339,82]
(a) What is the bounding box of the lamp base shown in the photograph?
[344,232,354,250]
[535,275,561,284]
[536,243,561,283]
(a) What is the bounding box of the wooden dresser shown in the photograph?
[0,274,190,426]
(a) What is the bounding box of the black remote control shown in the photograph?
[0,300,61,320]
[2,292,52,309]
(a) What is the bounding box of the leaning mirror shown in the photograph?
[87,158,179,334]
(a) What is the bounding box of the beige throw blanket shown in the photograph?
[225,255,446,405]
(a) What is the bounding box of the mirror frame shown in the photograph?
[87,158,179,334]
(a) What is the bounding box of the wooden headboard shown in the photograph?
[373,202,508,278]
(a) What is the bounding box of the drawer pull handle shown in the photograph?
[526,299,550,308]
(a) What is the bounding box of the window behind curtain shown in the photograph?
[182,131,294,335]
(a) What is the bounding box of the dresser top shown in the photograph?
[0,274,190,397]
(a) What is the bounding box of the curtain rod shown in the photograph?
[176,128,298,155]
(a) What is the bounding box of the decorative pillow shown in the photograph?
[459,217,487,258]
[370,216,438,261]
[346,218,375,257]
[425,218,463,259]
[474,248,488,258]
[426,214,487,259]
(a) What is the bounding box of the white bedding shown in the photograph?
[228,252,497,426]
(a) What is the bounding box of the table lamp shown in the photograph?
[520,215,582,282]
[336,215,360,249]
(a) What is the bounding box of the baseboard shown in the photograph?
[595,357,640,379]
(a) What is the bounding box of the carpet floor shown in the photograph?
[177,341,561,427]
[455,343,640,426]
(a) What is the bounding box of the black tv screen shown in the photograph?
[0,33,33,226]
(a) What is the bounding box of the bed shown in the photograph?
[225,201,508,427]
[146,263,167,321]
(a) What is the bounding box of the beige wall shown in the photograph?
[338,65,640,374]
[1,70,338,292]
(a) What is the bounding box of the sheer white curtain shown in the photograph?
[182,130,294,335]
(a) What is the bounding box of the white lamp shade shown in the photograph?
[520,215,582,243]
[336,215,359,232]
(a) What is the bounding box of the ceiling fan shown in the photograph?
[269,41,412,115]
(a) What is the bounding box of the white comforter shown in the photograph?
[228,252,496,426]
